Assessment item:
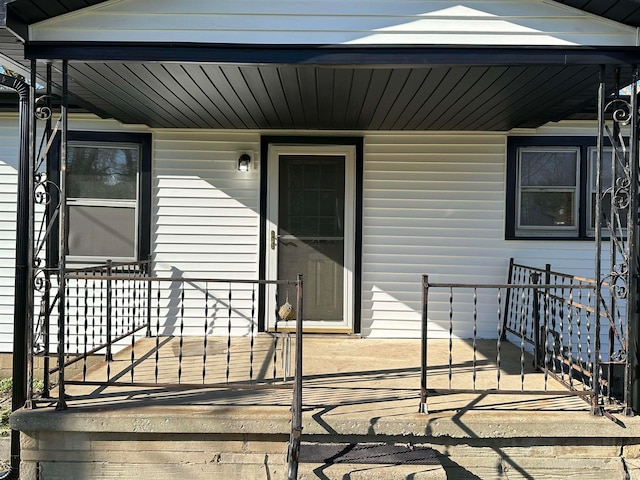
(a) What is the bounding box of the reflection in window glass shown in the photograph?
[66,142,140,260]
[517,147,579,235]
[520,150,577,187]
[67,144,139,199]
[520,192,575,227]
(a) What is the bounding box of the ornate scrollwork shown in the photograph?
[34,268,51,293]
[34,95,53,121]
[606,98,632,126]
[34,172,52,206]
[604,262,629,300]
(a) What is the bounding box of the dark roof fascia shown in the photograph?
[2,0,27,42]
[24,42,640,66]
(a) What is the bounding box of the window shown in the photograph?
[587,146,627,233]
[517,147,579,236]
[51,132,152,263]
[506,137,619,239]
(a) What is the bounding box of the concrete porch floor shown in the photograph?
[11,337,640,479]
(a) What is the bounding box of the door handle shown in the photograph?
[271,230,278,250]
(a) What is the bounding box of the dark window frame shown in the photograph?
[506,136,605,240]
[49,131,152,265]
[257,136,364,334]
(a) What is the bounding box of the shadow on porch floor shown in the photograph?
[22,337,625,428]
[11,337,640,480]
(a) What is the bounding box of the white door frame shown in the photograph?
[265,143,356,332]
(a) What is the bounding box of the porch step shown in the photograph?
[297,443,447,479]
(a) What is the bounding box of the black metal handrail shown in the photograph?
[419,261,620,416]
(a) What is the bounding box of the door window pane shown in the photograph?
[279,155,345,237]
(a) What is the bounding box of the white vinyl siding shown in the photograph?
[153,130,260,337]
[30,0,637,47]
[0,115,606,348]
[361,131,598,339]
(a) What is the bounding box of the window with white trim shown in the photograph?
[506,137,620,240]
[52,131,152,263]
[516,147,579,237]
[66,142,140,261]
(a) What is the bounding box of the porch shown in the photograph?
[12,334,640,480]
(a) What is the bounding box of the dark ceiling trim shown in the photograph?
[24,42,640,67]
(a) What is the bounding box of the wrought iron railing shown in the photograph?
[36,260,305,476]
[30,260,306,476]
[47,262,300,392]
[420,260,624,417]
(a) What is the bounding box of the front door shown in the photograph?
[266,145,355,332]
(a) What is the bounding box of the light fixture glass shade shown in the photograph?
[238,153,251,171]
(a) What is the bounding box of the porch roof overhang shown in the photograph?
[1,0,639,131]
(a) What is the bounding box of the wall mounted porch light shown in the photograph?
[238,152,251,172]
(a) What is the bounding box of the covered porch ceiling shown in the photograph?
[35,61,623,131]
[1,0,640,131]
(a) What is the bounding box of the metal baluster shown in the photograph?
[203,282,208,384]
[65,281,70,364]
[577,284,584,390]
[75,277,79,363]
[472,287,477,391]
[146,267,152,338]
[448,287,453,389]
[568,287,574,388]
[558,277,566,382]
[126,267,131,334]
[130,277,135,384]
[544,286,550,390]
[586,288,593,393]
[178,283,184,384]
[550,279,558,377]
[155,281,160,384]
[226,283,232,384]
[520,287,526,390]
[83,279,88,381]
[497,287,503,390]
[91,276,96,350]
[273,288,279,381]
[250,284,256,382]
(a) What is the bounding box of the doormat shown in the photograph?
[299,443,440,465]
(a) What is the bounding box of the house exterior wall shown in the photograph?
[28,0,638,47]
[0,113,603,351]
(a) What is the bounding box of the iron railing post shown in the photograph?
[420,274,429,414]
[501,258,515,341]
[105,260,113,361]
[56,60,69,411]
[287,274,303,480]
[592,65,606,416]
[146,260,152,338]
[24,61,37,411]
